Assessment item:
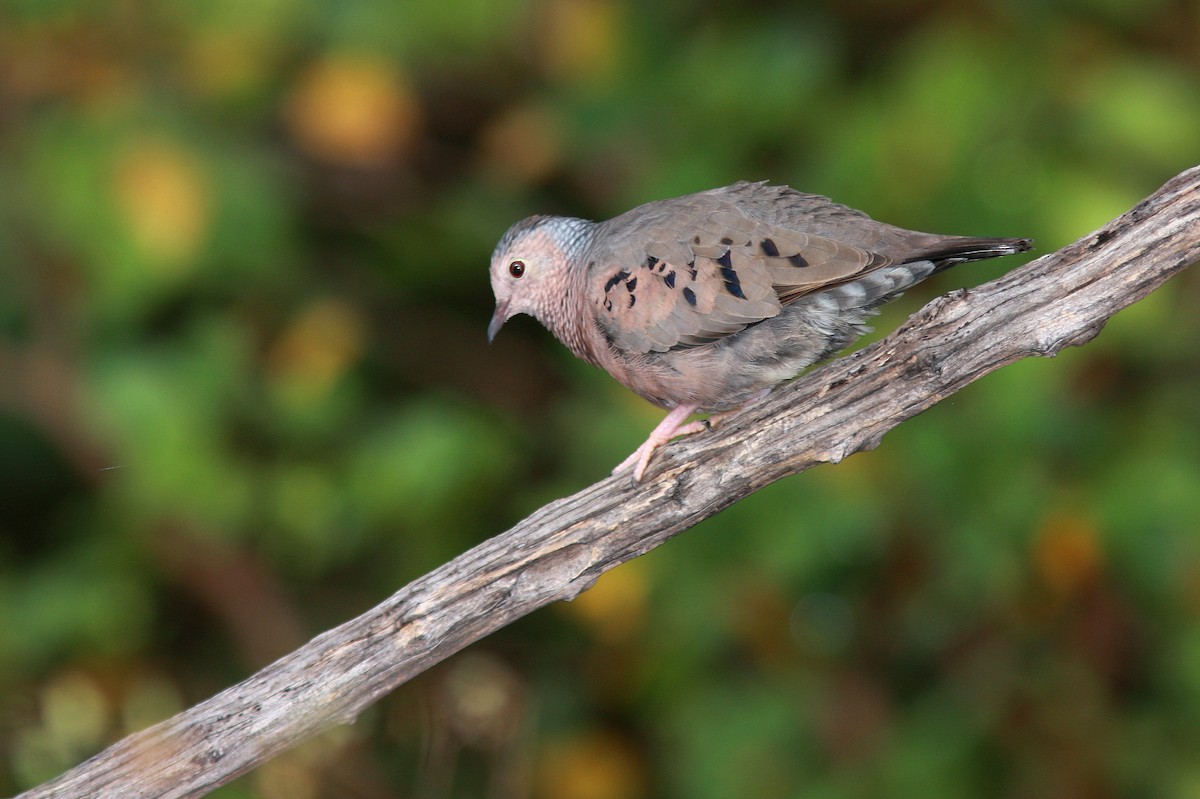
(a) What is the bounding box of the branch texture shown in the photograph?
[21,166,1200,799]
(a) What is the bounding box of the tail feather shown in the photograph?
[823,236,1032,311]
[912,236,1033,268]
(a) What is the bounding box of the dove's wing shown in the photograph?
[587,192,898,354]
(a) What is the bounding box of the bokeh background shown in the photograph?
[2,1,1199,797]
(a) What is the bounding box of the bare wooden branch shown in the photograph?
[19,166,1200,799]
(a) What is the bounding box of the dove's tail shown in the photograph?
[744,232,1032,388]
[915,236,1034,271]
[819,235,1032,312]
[801,234,1032,359]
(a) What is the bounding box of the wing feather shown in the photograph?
[589,194,901,353]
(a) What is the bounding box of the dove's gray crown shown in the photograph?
[492,214,595,263]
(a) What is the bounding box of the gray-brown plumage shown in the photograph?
[488,181,1031,480]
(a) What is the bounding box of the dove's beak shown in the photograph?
[487,301,510,343]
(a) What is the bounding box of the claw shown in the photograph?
[613,389,773,482]
[612,403,703,482]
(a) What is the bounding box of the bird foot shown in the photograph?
[613,390,772,483]
[612,403,703,482]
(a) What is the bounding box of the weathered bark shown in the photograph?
[19,166,1200,799]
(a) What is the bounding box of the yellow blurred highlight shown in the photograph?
[42,670,110,750]
[185,32,276,99]
[564,560,648,644]
[267,299,365,403]
[480,101,565,184]
[535,0,621,84]
[285,54,420,167]
[1033,513,1104,599]
[536,730,646,799]
[120,671,183,734]
[113,138,211,272]
[252,727,355,799]
[442,652,525,747]
[12,667,117,785]
[252,756,319,799]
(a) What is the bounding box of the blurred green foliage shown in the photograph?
[1,0,1198,797]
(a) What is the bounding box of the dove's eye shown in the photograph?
[508,260,526,278]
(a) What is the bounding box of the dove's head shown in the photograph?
[488,214,594,342]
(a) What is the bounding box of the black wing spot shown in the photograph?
[604,299,613,312]
[715,252,746,299]
[719,267,746,299]
[760,238,779,257]
[719,236,733,245]
[626,277,637,292]
[646,256,659,269]
[664,270,676,288]
[686,261,698,280]
[787,254,809,268]
[682,287,697,306]
[603,269,631,292]
[628,293,636,308]
[692,235,701,244]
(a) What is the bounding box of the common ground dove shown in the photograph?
[488,182,1031,481]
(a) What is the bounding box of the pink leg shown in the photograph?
[612,403,704,482]
[613,389,773,482]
